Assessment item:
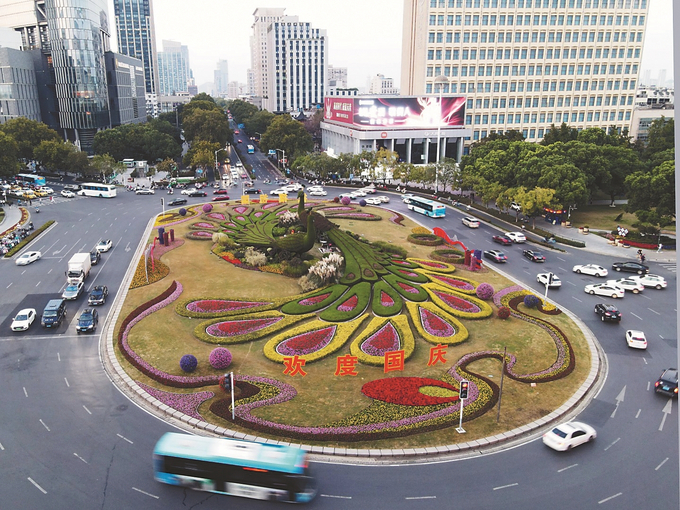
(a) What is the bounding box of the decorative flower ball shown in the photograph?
[209,347,232,369]
[497,306,511,319]
[523,294,540,308]
[202,203,213,213]
[179,354,198,372]
[359,199,367,207]
[341,196,351,205]
[179,208,187,216]
[476,282,494,300]
[332,196,340,203]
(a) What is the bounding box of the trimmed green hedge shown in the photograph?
[4,220,55,258]
[407,233,444,246]
[372,240,408,258]
[430,248,465,264]
[319,281,371,321]
[280,284,348,315]
[371,280,404,317]
[383,273,429,302]
[384,264,429,283]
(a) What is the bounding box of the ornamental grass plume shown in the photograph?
[278,210,299,227]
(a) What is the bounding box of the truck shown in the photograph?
[66,253,92,284]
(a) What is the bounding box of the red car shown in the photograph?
[237,139,242,143]
[492,234,513,246]
[212,195,230,202]
[213,189,229,195]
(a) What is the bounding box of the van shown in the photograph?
[462,217,480,228]
[41,299,66,328]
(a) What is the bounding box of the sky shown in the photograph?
[109,0,673,90]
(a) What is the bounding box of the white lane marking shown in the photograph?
[641,294,652,300]
[655,458,669,471]
[132,487,160,499]
[21,270,27,275]
[47,268,52,274]
[643,358,648,365]
[571,296,582,302]
[557,464,578,473]
[39,419,50,431]
[493,483,518,490]
[6,282,12,289]
[604,438,620,451]
[647,308,660,315]
[647,381,651,391]
[635,409,641,418]
[405,496,437,500]
[116,433,133,444]
[660,335,664,339]
[64,378,69,387]
[0,442,4,450]
[598,493,622,504]
[82,405,92,415]
[558,267,568,272]
[611,386,626,418]
[57,352,60,362]
[630,312,643,320]
[74,453,88,464]
[556,257,566,262]
[28,477,47,494]
[35,281,41,287]
[23,387,28,398]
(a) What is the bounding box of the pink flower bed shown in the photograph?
[337,295,358,312]
[433,290,481,313]
[206,317,282,337]
[430,274,475,291]
[151,238,185,260]
[389,211,405,226]
[417,260,448,269]
[299,292,331,306]
[380,291,395,307]
[187,299,270,313]
[398,269,420,277]
[191,222,217,229]
[276,326,337,356]
[137,382,214,420]
[493,285,524,307]
[361,322,400,356]
[207,212,226,221]
[419,308,456,337]
[232,206,248,214]
[254,211,264,217]
[262,203,280,210]
[187,231,213,238]
[322,206,355,212]
[397,282,419,294]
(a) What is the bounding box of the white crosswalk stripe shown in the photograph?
[657,262,677,273]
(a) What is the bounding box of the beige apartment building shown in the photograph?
[401,0,650,145]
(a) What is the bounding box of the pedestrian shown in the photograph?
[657,243,663,253]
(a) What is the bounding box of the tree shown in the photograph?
[34,139,73,173]
[244,110,275,137]
[66,148,91,176]
[182,108,230,146]
[92,128,128,161]
[374,148,399,182]
[183,140,220,170]
[260,115,313,163]
[0,131,20,178]
[227,99,259,124]
[148,118,182,145]
[513,187,556,228]
[90,154,125,181]
[303,109,324,140]
[625,160,675,226]
[0,118,60,161]
[641,117,674,161]
[436,158,462,192]
[540,123,579,145]
[181,99,221,121]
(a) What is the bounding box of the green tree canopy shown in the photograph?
[90,154,125,180]
[0,131,21,178]
[260,115,313,163]
[625,159,675,226]
[34,139,74,172]
[93,124,181,162]
[540,123,579,145]
[244,110,276,137]
[0,118,60,161]
[183,140,220,169]
[227,99,259,124]
[182,108,230,146]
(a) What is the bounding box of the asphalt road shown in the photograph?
[0,180,676,509]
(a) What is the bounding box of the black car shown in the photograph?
[168,198,187,206]
[483,249,508,263]
[88,285,108,306]
[594,303,622,322]
[243,188,263,195]
[523,249,546,262]
[612,261,649,275]
[76,308,98,333]
[90,250,101,265]
[187,190,207,197]
[655,369,678,397]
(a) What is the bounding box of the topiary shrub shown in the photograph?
[202,203,213,213]
[476,282,494,300]
[407,233,444,246]
[497,306,511,319]
[359,199,367,207]
[179,354,198,372]
[523,294,540,308]
[179,208,187,216]
[341,196,351,205]
[209,347,233,369]
[332,196,339,203]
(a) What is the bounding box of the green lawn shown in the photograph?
[569,205,675,233]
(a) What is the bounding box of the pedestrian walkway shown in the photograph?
[0,204,25,234]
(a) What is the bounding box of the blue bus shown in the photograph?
[406,196,446,218]
[153,433,317,503]
[16,173,47,186]
[247,144,255,154]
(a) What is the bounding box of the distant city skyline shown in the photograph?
[106,0,673,92]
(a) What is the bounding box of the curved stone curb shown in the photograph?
[100,210,606,464]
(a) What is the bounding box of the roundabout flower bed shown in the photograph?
[362,377,459,406]
[186,230,215,240]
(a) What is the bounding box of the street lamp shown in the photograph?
[433,75,450,194]
[215,146,229,185]
[274,148,286,175]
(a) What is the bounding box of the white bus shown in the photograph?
[77,183,117,198]
[406,196,446,218]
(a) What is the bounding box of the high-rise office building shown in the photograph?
[113,0,159,116]
[157,40,191,95]
[214,59,229,96]
[263,16,327,112]
[327,65,348,88]
[0,0,112,152]
[250,8,286,99]
[401,0,650,143]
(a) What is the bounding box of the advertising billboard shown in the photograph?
[324,96,466,129]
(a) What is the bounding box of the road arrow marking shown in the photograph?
[659,398,672,431]
[125,242,131,252]
[52,244,67,255]
[611,386,626,418]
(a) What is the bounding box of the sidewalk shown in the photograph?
[0,204,25,234]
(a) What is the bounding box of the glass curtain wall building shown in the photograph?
[157,39,190,95]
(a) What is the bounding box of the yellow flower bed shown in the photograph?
[129,256,170,289]
[411,226,432,234]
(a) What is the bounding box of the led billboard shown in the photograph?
[324,96,466,129]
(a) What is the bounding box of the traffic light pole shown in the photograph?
[230,372,235,421]
[457,379,469,434]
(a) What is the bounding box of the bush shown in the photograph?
[272,226,287,237]
[497,306,511,319]
[359,199,367,207]
[523,294,540,308]
[179,354,198,372]
[202,204,213,213]
[476,282,494,300]
[332,196,339,203]
[372,240,408,258]
[341,196,351,205]
[179,208,187,216]
[430,248,465,263]
[244,246,267,267]
[298,274,319,292]
[209,347,233,369]
[407,233,444,246]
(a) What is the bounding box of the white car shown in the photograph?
[572,264,608,277]
[542,421,596,451]
[306,186,324,193]
[308,189,327,196]
[270,188,289,195]
[630,274,667,290]
[362,187,377,194]
[402,193,416,202]
[15,251,41,266]
[339,193,355,200]
[96,239,113,252]
[462,217,480,228]
[350,190,367,198]
[607,278,644,294]
[504,232,526,243]
[284,183,303,192]
[11,308,37,331]
[625,330,648,349]
[537,272,561,288]
[39,187,54,194]
[364,197,382,205]
[181,188,197,195]
[61,189,75,198]
[376,195,390,203]
[135,188,154,195]
[584,283,625,299]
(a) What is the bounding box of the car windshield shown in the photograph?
[551,427,568,438]
[66,285,77,291]
[43,311,57,317]
[80,313,93,320]
[15,314,28,321]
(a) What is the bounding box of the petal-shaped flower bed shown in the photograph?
[254,211,264,217]
[389,211,405,226]
[189,221,218,230]
[407,258,456,274]
[186,230,214,240]
[232,205,249,214]
[371,280,404,317]
[390,259,420,269]
[319,281,370,322]
[207,212,226,221]
[320,206,356,212]
[137,382,214,420]
[177,297,278,318]
[422,271,478,295]
[325,212,382,221]
[350,315,415,366]
[382,274,429,302]
[280,284,349,315]
[195,312,313,345]
[264,315,369,363]
[384,265,430,283]
[406,301,469,345]
[423,284,493,319]
[208,317,281,337]
[362,377,459,406]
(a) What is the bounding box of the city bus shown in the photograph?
[153,433,317,503]
[77,182,117,198]
[247,144,255,154]
[406,196,446,218]
[15,173,47,186]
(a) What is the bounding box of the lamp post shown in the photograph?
[214,147,229,185]
[274,148,286,175]
[433,75,450,194]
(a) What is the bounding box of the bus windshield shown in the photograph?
[153,433,317,503]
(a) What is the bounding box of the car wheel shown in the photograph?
[656,285,662,290]
[633,289,639,294]
[576,269,582,274]
[615,267,621,271]
[589,290,595,295]
[637,270,643,275]
[595,273,601,277]
[601,315,605,322]
[611,294,617,299]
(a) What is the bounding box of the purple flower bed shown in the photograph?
[361,322,400,357]
[137,382,214,420]
[209,347,233,369]
[327,213,378,219]
[206,317,282,337]
[187,299,270,313]
[419,308,456,337]
[276,326,337,356]
[493,285,524,307]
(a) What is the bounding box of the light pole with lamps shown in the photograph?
[433,75,450,194]
[274,148,286,175]
[215,146,229,185]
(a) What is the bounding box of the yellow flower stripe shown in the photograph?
[405,301,469,345]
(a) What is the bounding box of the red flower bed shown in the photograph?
[380,291,395,307]
[433,291,480,313]
[276,326,337,356]
[362,377,459,406]
[187,299,269,313]
[299,292,331,306]
[419,308,455,337]
[361,322,400,356]
[397,282,419,294]
[430,274,475,291]
[206,317,282,337]
[337,295,358,312]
